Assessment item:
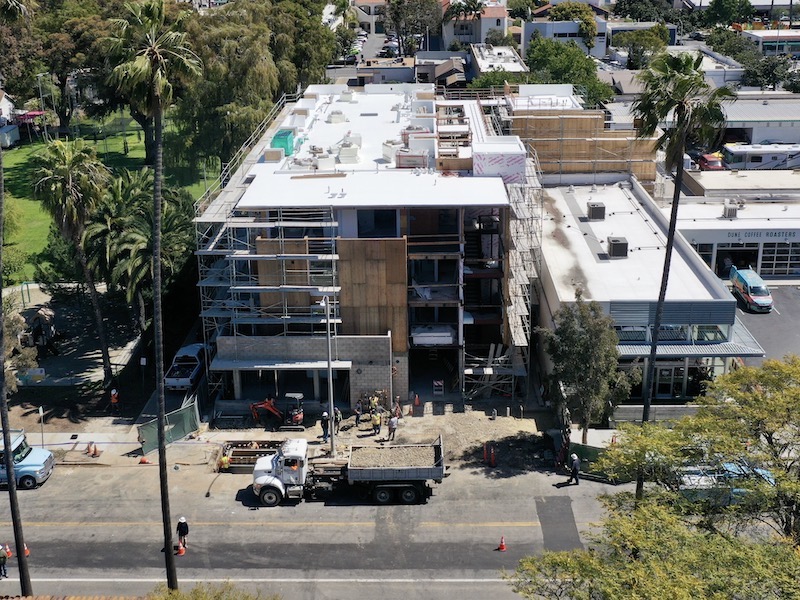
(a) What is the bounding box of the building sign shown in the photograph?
[726,231,798,239]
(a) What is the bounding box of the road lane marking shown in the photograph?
[25,578,509,583]
[14,520,540,528]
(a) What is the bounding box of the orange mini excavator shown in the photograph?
[250,397,283,430]
[250,394,304,431]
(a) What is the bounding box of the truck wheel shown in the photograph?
[260,486,283,507]
[399,486,420,504]
[18,476,37,490]
[373,487,393,504]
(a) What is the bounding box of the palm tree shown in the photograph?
[632,52,734,498]
[84,169,152,285]
[1,1,38,595]
[32,140,114,383]
[106,0,200,588]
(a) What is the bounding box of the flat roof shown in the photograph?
[683,169,800,197]
[669,198,800,234]
[471,44,528,73]
[542,183,717,303]
[231,85,511,210]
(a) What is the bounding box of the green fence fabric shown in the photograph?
[138,398,200,455]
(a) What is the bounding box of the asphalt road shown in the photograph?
[0,453,619,599]
[738,284,800,366]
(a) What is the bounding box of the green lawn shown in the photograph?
[2,115,220,282]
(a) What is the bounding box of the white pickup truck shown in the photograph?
[164,344,206,391]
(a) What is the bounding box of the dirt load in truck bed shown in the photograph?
[349,445,436,468]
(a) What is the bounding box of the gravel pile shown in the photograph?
[350,445,436,468]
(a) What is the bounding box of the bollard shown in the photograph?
[505,406,510,417]
[490,408,497,420]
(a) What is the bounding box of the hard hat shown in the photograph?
[570,453,578,460]
[322,412,328,417]
[178,517,186,523]
[111,389,117,395]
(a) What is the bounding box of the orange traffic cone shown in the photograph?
[5,544,12,558]
[84,442,93,455]
[24,543,30,557]
[414,394,420,407]
[176,541,186,556]
[91,444,100,458]
[489,445,497,468]
[139,456,150,464]
[496,536,507,552]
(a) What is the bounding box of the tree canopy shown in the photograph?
[511,500,800,600]
[599,356,800,546]
[385,0,441,57]
[612,25,668,70]
[538,289,638,444]
[524,37,613,107]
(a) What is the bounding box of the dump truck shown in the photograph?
[252,436,446,506]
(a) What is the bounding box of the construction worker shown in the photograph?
[218,454,230,472]
[371,410,382,436]
[354,400,363,426]
[177,517,189,548]
[110,388,120,415]
[321,412,329,443]
[0,544,7,578]
[334,407,342,434]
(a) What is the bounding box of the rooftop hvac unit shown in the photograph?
[607,237,628,258]
[587,201,606,221]
[339,90,354,102]
[723,202,738,219]
[327,110,347,124]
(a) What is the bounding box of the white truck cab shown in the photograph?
[1,429,55,489]
[252,438,308,506]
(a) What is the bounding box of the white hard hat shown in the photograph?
[322,412,328,417]
[178,517,186,523]
[570,453,578,460]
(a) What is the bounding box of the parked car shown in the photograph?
[164,343,208,391]
[698,153,725,170]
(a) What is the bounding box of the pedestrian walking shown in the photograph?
[354,400,362,426]
[371,410,381,436]
[387,414,398,441]
[0,546,7,578]
[334,407,342,434]
[321,412,329,443]
[176,517,189,548]
[566,453,580,485]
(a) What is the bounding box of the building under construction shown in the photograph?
[196,83,618,418]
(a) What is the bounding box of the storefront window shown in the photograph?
[761,242,800,276]
[692,324,729,342]
[656,324,689,341]
[615,325,647,342]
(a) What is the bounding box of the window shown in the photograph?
[751,155,763,163]
[496,19,501,26]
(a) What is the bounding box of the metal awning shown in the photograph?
[211,358,352,371]
[617,317,764,359]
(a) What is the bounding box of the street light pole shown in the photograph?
[323,296,336,456]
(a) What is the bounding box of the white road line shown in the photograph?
[26,578,508,583]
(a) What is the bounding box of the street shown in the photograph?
[0,445,619,599]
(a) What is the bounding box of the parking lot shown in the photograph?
[737,284,800,366]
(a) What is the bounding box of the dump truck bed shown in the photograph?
[346,435,445,482]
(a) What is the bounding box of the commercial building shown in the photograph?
[195,84,541,418]
[538,178,764,421]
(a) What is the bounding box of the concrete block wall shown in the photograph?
[216,334,408,409]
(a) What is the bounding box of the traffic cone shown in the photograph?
[496,536,507,552]
[139,456,150,464]
[5,544,12,558]
[414,394,420,407]
[84,441,93,455]
[489,445,497,468]
[24,543,30,557]
[176,541,186,556]
[91,444,100,458]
